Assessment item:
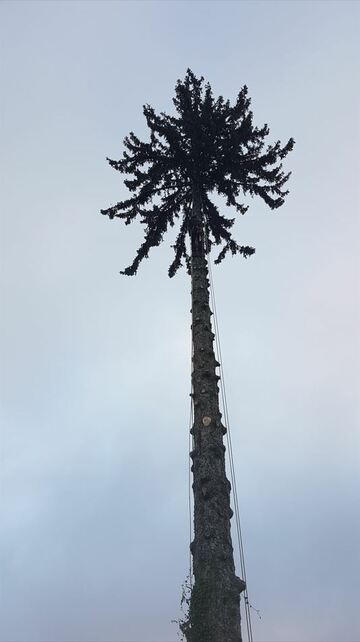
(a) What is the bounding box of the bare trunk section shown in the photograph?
[189,186,245,642]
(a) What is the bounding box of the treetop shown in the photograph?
[101,69,294,276]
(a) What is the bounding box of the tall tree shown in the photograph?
[101,70,294,642]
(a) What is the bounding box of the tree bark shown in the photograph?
[189,185,245,642]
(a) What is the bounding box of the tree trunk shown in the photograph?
[189,185,245,642]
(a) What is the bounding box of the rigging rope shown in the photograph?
[188,337,194,589]
[206,253,254,642]
[187,225,254,641]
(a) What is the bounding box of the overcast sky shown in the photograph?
[1,1,359,641]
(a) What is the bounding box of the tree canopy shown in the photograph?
[101,69,294,276]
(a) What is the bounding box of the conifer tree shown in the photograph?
[101,70,294,642]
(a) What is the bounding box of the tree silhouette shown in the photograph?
[102,69,294,642]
